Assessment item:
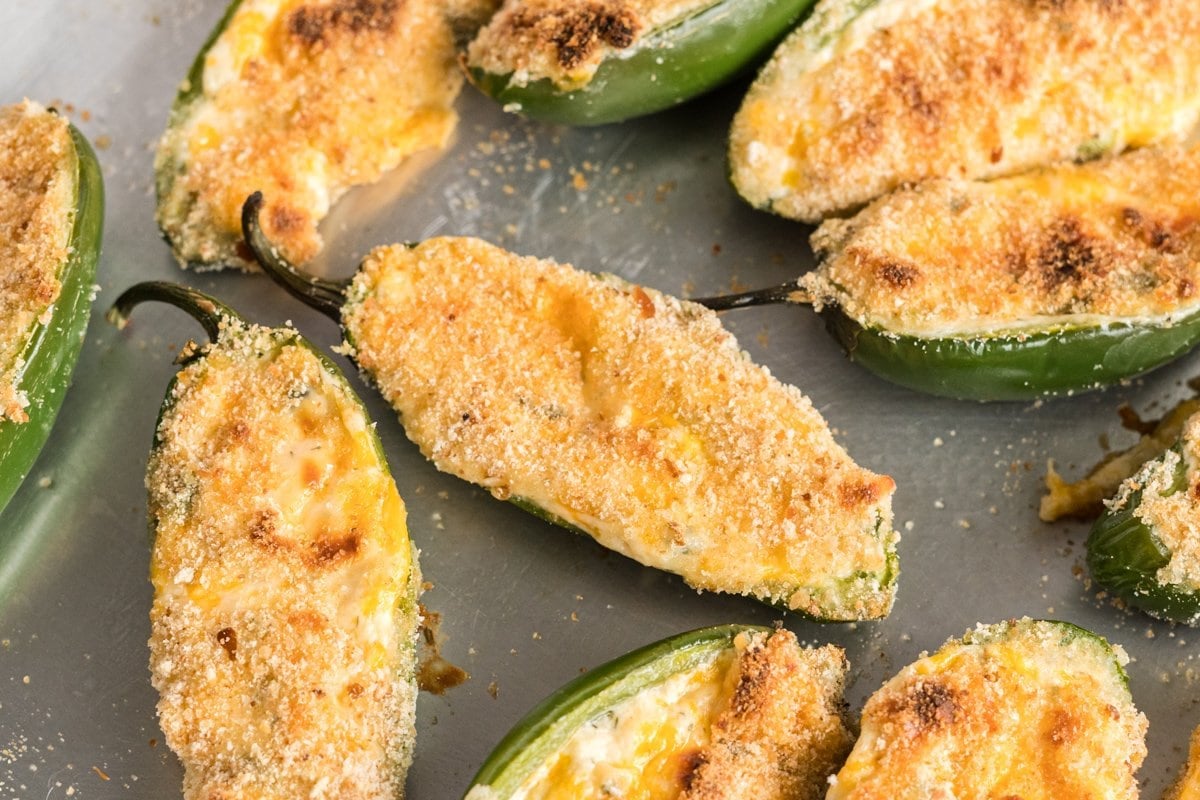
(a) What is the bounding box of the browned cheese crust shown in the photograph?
[156,0,468,270]
[730,0,1200,222]
[805,144,1200,337]
[466,0,703,88]
[680,631,853,800]
[826,620,1147,800]
[342,236,897,620]
[0,100,74,423]
[147,323,418,800]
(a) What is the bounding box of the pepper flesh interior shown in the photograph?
[342,236,898,621]
[827,618,1147,800]
[730,0,1200,221]
[148,320,419,799]
[156,0,475,269]
[0,100,75,423]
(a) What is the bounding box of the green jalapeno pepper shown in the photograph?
[465,0,816,126]
[241,192,899,622]
[107,281,422,798]
[0,106,103,518]
[465,625,852,800]
[700,144,1200,402]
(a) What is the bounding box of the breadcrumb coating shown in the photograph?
[0,100,74,423]
[342,236,897,620]
[147,321,419,799]
[731,0,1200,221]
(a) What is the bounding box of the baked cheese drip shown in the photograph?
[342,237,898,620]
[147,321,419,800]
[466,0,702,89]
[0,100,74,423]
[805,144,1200,338]
[479,630,851,800]
[1109,410,1200,594]
[730,0,1200,222]
[1166,725,1200,800]
[156,0,466,270]
[827,618,1147,800]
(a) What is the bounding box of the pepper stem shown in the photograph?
[240,191,346,321]
[692,282,812,311]
[106,281,237,344]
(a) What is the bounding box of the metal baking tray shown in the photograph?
[2,2,1197,797]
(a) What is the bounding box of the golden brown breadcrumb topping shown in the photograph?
[731,0,1200,221]
[1166,725,1200,800]
[147,321,419,799]
[680,631,852,800]
[342,236,897,620]
[467,0,703,88]
[805,144,1200,337]
[826,619,1147,800]
[0,100,74,423]
[156,0,471,270]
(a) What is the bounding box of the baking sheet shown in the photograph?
[2,2,1198,797]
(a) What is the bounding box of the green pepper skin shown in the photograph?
[0,125,104,517]
[466,625,764,798]
[469,0,815,126]
[822,306,1200,402]
[1087,447,1200,625]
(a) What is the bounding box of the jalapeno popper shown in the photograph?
[466,626,853,800]
[465,0,814,125]
[1086,407,1200,625]
[108,283,421,800]
[0,100,103,517]
[827,618,1147,800]
[243,194,899,621]
[156,0,475,270]
[729,0,1200,222]
[703,144,1200,401]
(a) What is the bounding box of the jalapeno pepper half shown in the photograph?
[0,106,103,518]
[107,281,422,798]
[465,625,852,800]
[466,0,816,126]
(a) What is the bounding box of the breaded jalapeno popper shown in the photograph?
[0,100,103,517]
[108,283,421,800]
[156,0,477,270]
[465,626,853,800]
[827,619,1147,800]
[730,0,1200,222]
[702,143,1200,401]
[243,195,899,621]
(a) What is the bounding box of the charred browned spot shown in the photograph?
[249,509,280,548]
[890,680,959,732]
[729,641,771,717]
[877,260,920,289]
[509,1,639,70]
[216,627,238,660]
[1046,707,1082,745]
[1121,207,1143,228]
[1191,480,1200,500]
[1033,217,1107,289]
[307,530,362,565]
[288,0,399,48]
[631,286,655,318]
[838,480,882,510]
[301,458,323,487]
[677,748,708,791]
[990,146,1004,164]
[345,682,364,699]
[269,203,306,235]
[894,66,942,126]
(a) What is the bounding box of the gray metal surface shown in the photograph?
[1,2,1196,797]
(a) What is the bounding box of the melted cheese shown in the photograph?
[730,0,1200,221]
[148,322,418,800]
[342,236,898,620]
[156,0,467,269]
[827,619,1147,800]
[804,143,1200,338]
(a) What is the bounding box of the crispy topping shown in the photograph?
[731,0,1200,221]
[156,0,472,269]
[805,144,1200,337]
[147,321,418,799]
[343,236,897,619]
[0,100,74,423]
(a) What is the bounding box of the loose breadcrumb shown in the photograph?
[731,0,1200,221]
[147,320,420,799]
[343,236,898,620]
[804,144,1200,338]
[156,0,475,270]
[0,100,74,423]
